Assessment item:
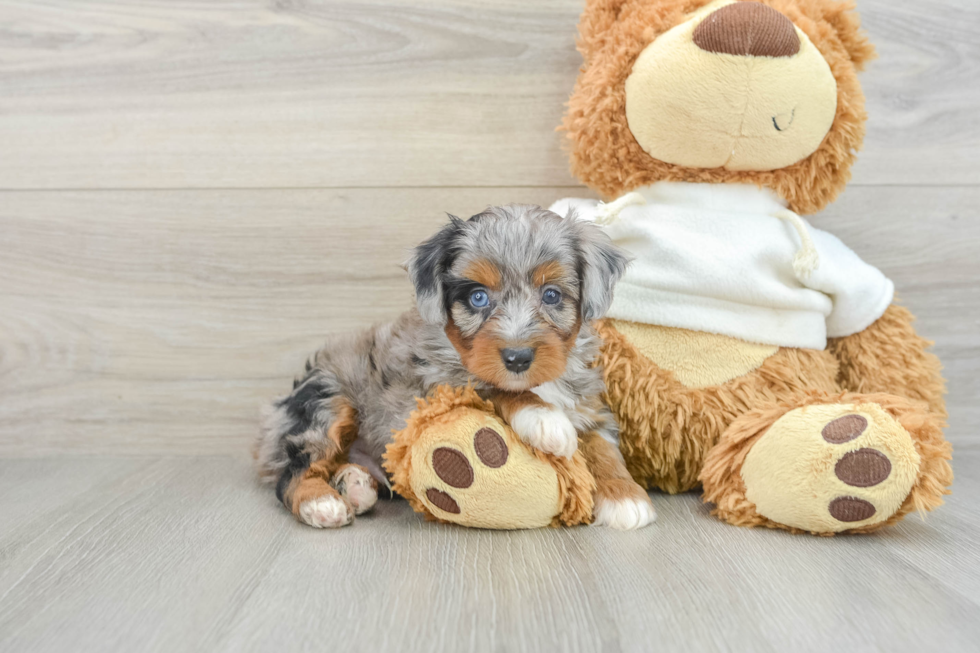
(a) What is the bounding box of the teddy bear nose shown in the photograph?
[500,348,535,373]
[693,2,800,58]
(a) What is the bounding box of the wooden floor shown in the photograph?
[0,453,978,652]
[1,0,978,651]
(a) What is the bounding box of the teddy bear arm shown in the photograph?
[828,303,946,418]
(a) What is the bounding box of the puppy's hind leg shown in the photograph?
[256,370,360,528]
[330,463,378,515]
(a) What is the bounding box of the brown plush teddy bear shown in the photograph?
[547,0,953,534]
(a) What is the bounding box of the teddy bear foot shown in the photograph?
[384,386,594,529]
[741,403,919,533]
[702,393,952,534]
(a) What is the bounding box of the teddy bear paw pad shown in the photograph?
[740,403,921,532]
[408,408,563,529]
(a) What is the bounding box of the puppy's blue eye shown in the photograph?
[469,289,489,308]
[542,288,562,305]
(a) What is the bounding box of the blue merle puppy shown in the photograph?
[254,204,656,530]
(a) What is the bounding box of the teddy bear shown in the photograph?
[381,0,953,534]
[543,0,953,534]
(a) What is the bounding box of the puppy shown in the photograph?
[254,204,656,530]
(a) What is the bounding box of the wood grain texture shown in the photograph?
[2,186,978,455]
[0,0,977,189]
[0,454,978,653]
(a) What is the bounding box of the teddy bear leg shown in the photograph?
[578,431,656,530]
[384,387,594,529]
[701,393,952,534]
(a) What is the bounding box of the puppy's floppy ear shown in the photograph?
[407,215,465,326]
[571,216,631,322]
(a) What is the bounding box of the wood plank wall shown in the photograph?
[1,0,977,455]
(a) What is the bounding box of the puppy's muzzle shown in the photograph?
[500,347,535,374]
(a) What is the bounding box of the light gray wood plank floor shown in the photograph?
[0,452,978,653]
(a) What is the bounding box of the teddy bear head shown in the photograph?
[562,0,876,214]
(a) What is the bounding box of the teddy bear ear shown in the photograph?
[821,0,877,70]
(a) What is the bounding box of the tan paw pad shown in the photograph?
[741,403,921,533]
[409,408,562,529]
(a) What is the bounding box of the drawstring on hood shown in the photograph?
[594,192,646,225]
[774,209,820,281]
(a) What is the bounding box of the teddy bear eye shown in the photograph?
[469,289,489,308]
[542,288,562,305]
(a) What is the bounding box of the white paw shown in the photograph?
[592,496,657,530]
[298,494,353,528]
[511,406,578,459]
[332,465,378,515]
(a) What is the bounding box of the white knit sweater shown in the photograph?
[550,182,893,350]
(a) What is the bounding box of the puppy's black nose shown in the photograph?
[501,348,535,373]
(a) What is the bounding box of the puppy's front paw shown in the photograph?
[592,494,657,530]
[592,480,657,530]
[298,494,354,529]
[511,406,578,459]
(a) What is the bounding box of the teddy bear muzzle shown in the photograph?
[623,0,838,172]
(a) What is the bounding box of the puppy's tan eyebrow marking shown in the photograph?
[464,259,502,291]
[533,260,567,287]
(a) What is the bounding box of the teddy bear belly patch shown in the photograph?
[608,320,778,388]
